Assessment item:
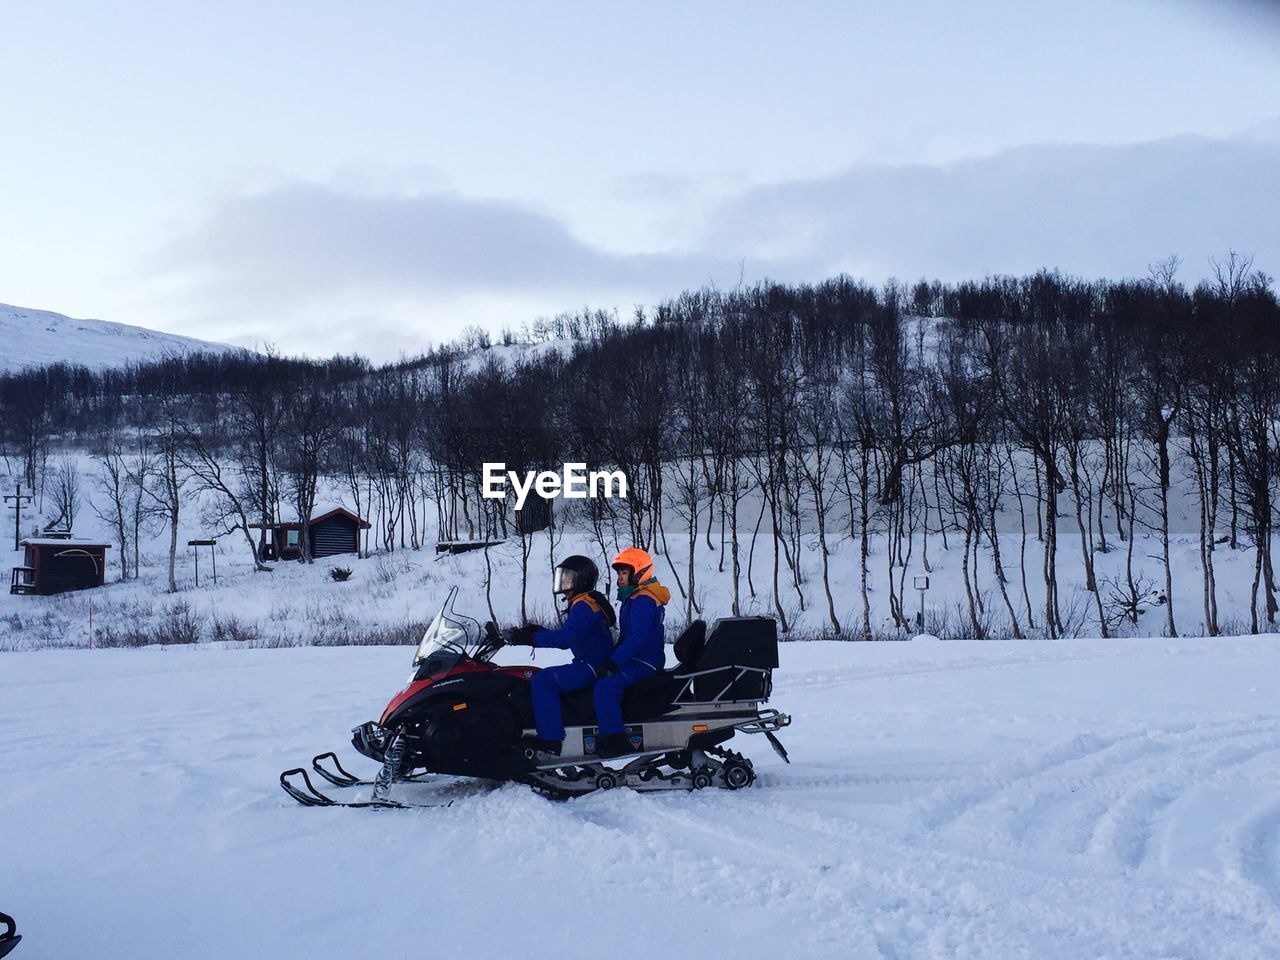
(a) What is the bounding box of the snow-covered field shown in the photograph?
[4,637,1280,959]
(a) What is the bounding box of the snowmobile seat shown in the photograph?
[611,618,779,711]
[620,671,689,720]
[556,623,710,725]
[558,670,687,724]
[613,620,707,718]
[558,619,772,723]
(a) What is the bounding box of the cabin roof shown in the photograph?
[21,538,112,548]
[247,506,371,530]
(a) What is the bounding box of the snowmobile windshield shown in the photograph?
[414,586,483,672]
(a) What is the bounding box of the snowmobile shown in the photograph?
[281,586,791,807]
[0,912,20,959]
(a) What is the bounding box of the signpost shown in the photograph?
[188,539,217,586]
[913,574,930,630]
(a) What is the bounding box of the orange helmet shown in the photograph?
[612,547,653,581]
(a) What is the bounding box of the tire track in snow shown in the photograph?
[1084,731,1280,869]
[756,764,977,793]
[915,718,1280,841]
[581,795,889,958]
[1003,719,1280,860]
[753,785,1280,959]
[1231,801,1280,908]
[623,785,1280,960]
[914,729,1141,831]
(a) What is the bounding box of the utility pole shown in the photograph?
[4,483,33,551]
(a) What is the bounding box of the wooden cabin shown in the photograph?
[10,539,110,595]
[250,506,370,561]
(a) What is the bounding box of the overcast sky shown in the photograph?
[2,1,1278,360]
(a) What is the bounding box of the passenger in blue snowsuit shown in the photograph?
[502,555,614,757]
[593,547,671,758]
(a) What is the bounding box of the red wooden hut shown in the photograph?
[10,538,111,595]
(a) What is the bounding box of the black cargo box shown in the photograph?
[694,617,779,671]
[683,617,778,702]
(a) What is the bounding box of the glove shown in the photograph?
[501,625,538,647]
[597,661,618,678]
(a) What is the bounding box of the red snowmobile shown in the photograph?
[281,586,791,807]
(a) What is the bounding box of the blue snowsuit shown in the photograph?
[530,594,614,742]
[594,580,670,735]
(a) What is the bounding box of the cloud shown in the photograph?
[1182,0,1280,34]
[165,183,736,311]
[701,133,1280,284]
[161,129,1280,358]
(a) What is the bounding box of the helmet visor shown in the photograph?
[555,566,578,595]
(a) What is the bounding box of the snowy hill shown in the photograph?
[0,302,244,373]
[449,337,576,374]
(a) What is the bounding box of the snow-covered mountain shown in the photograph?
[0,303,244,373]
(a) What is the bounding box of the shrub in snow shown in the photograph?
[213,614,260,643]
[329,567,353,582]
[155,600,203,645]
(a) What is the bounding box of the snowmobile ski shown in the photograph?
[279,767,450,810]
[310,751,432,788]
[309,751,365,787]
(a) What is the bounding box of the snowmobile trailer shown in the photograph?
[281,586,791,807]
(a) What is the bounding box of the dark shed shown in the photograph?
[250,506,370,561]
[10,539,110,595]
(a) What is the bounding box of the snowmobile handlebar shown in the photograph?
[471,621,503,662]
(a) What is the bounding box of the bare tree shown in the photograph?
[179,421,272,572]
[141,404,188,592]
[46,459,81,533]
[91,440,132,580]
[127,441,155,580]
[280,387,335,563]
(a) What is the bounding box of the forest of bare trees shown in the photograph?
[2,260,1278,637]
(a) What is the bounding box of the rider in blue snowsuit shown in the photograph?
[503,555,614,755]
[593,547,670,758]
